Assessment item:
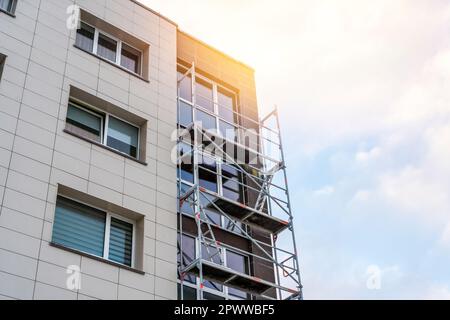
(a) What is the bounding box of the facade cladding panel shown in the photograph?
[0,0,276,300]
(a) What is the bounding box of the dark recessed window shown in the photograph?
[178,284,197,300]
[178,143,194,183]
[66,99,141,160]
[121,43,141,74]
[75,21,143,76]
[0,0,16,14]
[97,33,117,63]
[108,217,133,266]
[52,196,135,267]
[221,163,243,203]
[75,22,95,52]
[218,88,236,124]
[0,53,6,81]
[107,116,139,158]
[198,155,217,193]
[178,234,196,284]
[66,102,104,143]
[179,183,195,216]
[226,250,249,299]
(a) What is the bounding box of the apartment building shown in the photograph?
[0,0,302,300]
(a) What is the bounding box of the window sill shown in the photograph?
[50,242,145,275]
[73,45,149,83]
[0,8,15,17]
[63,129,148,166]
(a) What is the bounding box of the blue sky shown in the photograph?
[142,0,450,299]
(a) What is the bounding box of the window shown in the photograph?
[177,64,239,143]
[75,21,142,75]
[97,33,117,63]
[107,116,139,158]
[177,234,196,284]
[198,155,218,193]
[0,0,16,14]
[52,196,134,267]
[66,100,140,159]
[221,163,244,203]
[178,142,194,183]
[226,250,249,299]
[121,43,141,74]
[75,22,95,52]
[0,54,5,81]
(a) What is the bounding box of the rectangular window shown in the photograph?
[178,234,196,284]
[0,54,5,81]
[195,79,214,112]
[75,21,142,76]
[97,33,117,63]
[178,71,192,102]
[66,100,140,159]
[221,163,244,203]
[226,250,249,299]
[0,0,16,14]
[66,102,103,143]
[75,22,95,52]
[121,43,141,74]
[107,116,139,158]
[195,109,216,131]
[178,142,194,183]
[198,155,218,193]
[178,101,193,128]
[52,196,134,267]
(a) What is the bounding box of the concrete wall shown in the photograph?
[0,0,178,300]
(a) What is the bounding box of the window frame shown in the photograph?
[54,196,136,268]
[177,66,239,143]
[0,53,6,81]
[76,21,143,76]
[178,233,250,300]
[0,0,17,16]
[67,97,141,160]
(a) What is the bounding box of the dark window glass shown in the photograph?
[203,292,225,300]
[0,0,15,13]
[178,143,194,183]
[107,116,139,158]
[178,284,197,300]
[179,183,195,216]
[198,155,217,193]
[223,216,246,235]
[202,243,223,292]
[195,109,216,131]
[226,250,248,274]
[66,102,103,142]
[222,163,243,202]
[195,79,213,112]
[75,22,95,52]
[121,43,140,74]
[226,250,249,298]
[178,71,192,102]
[178,234,196,284]
[97,33,117,62]
[52,197,106,258]
[108,218,133,267]
[218,89,236,124]
[178,100,193,128]
[0,54,5,81]
[200,193,221,226]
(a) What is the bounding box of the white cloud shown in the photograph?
[356,147,382,164]
[313,185,335,196]
[423,285,450,300]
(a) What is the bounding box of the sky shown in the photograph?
[141,0,450,299]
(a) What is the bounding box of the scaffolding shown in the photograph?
[177,63,303,300]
